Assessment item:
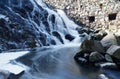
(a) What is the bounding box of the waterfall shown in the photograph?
[1,1,120,79]
[0,0,81,51]
[0,0,83,79]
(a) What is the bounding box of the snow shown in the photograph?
[0,63,27,75]
[0,51,30,75]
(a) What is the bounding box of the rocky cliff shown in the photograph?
[44,0,120,32]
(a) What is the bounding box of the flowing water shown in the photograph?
[16,44,120,79]
[0,0,120,79]
[0,0,80,51]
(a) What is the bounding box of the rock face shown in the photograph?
[44,0,120,32]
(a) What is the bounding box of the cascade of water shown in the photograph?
[0,0,81,51]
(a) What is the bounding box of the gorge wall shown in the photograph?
[44,0,120,33]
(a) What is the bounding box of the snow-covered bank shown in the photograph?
[0,51,29,75]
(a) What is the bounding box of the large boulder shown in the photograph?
[81,38,105,53]
[106,45,120,66]
[89,51,105,62]
[74,50,91,61]
[101,34,117,50]
[106,45,120,59]
[74,50,91,65]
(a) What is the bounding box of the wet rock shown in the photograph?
[52,31,64,44]
[105,54,113,62]
[98,74,109,79]
[50,40,56,45]
[106,45,120,67]
[74,50,91,59]
[89,51,105,62]
[116,36,120,45]
[0,70,10,79]
[76,27,83,34]
[81,27,93,34]
[101,34,117,50]
[50,14,55,24]
[94,29,101,33]
[65,34,75,41]
[81,38,105,53]
[115,30,120,45]
[74,50,91,64]
[77,57,88,64]
[92,30,107,40]
[96,62,117,70]
[8,71,24,79]
[106,45,120,60]
[99,30,108,37]
[91,33,103,40]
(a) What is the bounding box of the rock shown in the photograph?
[50,14,55,24]
[115,30,120,45]
[92,30,107,40]
[99,30,108,37]
[81,38,105,53]
[8,71,24,79]
[76,27,83,34]
[77,57,88,64]
[116,36,120,45]
[106,45,120,67]
[91,33,103,40]
[65,34,75,41]
[81,27,93,34]
[98,74,109,79]
[105,54,113,62]
[89,51,105,62]
[0,70,10,79]
[99,62,118,69]
[94,29,101,33]
[74,50,91,61]
[106,45,120,59]
[52,31,64,44]
[101,34,117,50]
[74,50,91,65]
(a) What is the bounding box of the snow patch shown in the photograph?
[0,51,30,75]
